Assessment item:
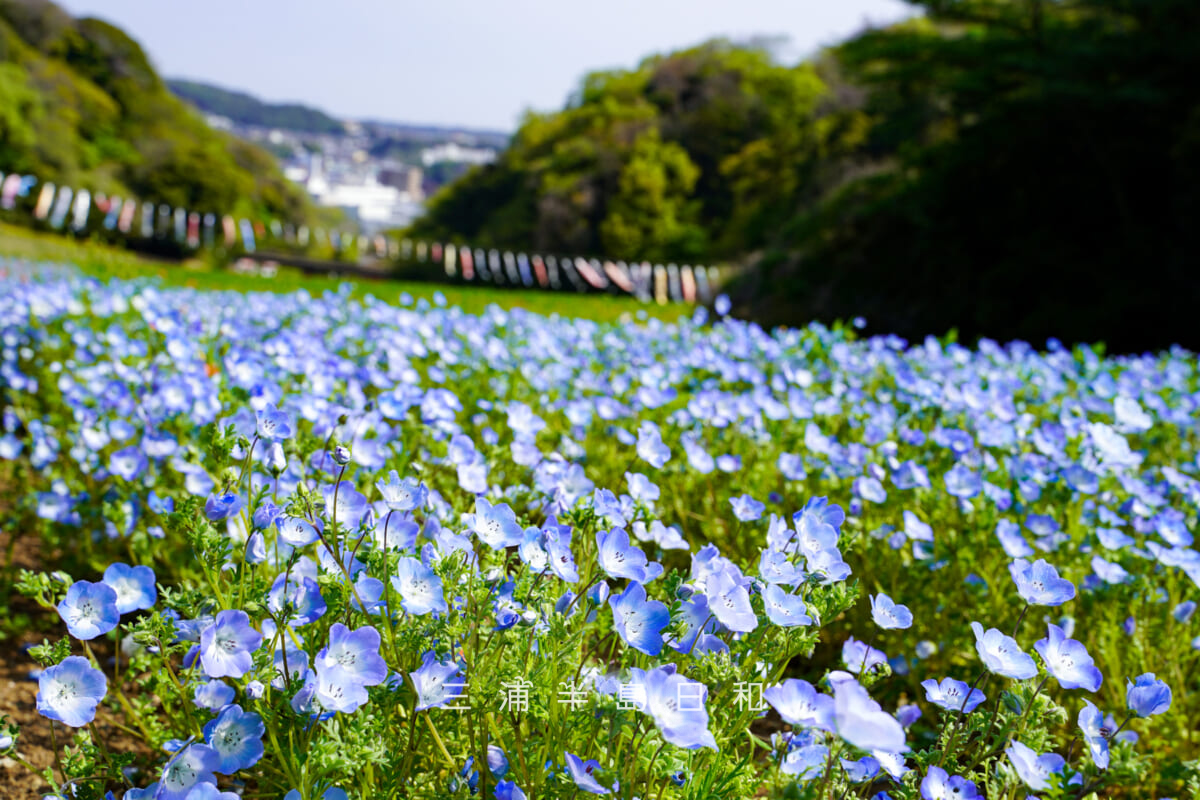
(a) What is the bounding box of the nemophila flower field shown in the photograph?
[0,264,1197,800]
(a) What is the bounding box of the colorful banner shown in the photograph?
[575,257,608,290]
[681,265,696,303]
[460,246,474,280]
[1,174,24,210]
[187,212,201,248]
[239,218,256,252]
[531,254,548,288]
[117,199,135,233]
[49,186,73,229]
[71,189,91,231]
[33,183,55,219]
[517,252,532,287]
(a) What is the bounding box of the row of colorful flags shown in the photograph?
[0,170,723,304]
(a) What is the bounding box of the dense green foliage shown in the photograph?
[414,1,1200,351]
[409,40,849,264]
[167,78,345,134]
[0,0,313,223]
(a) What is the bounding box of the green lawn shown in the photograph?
[0,223,688,324]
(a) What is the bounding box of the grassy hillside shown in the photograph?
[0,0,313,223]
[168,78,344,134]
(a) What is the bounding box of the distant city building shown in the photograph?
[301,155,423,231]
[420,142,496,167]
[188,103,509,234]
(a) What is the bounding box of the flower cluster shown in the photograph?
[0,267,1195,799]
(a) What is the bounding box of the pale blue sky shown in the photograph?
[59,0,913,131]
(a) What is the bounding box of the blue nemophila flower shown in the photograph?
[763,584,812,627]
[681,433,715,473]
[245,532,267,564]
[609,582,669,655]
[843,637,887,674]
[182,784,241,800]
[1034,623,1102,692]
[392,557,448,616]
[268,574,327,627]
[780,738,828,777]
[920,766,980,800]
[255,403,293,440]
[842,755,880,782]
[315,623,388,687]
[705,568,757,632]
[1175,601,1197,623]
[277,516,320,547]
[108,445,147,482]
[57,580,120,640]
[493,780,527,800]
[830,673,908,753]
[36,655,106,727]
[730,494,765,522]
[875,750,910,780]
[283,788,348,800]
[892,460,931,490]
[265,441,286,473]
[1009,558,1076,606]
[157,743,220,800]
[763,679,835,732]
[896,704,922,727]
[204,493,243,523]
[564,752,611,794]
[203,703,265,773]
[321,483,368,529]
[486,745,509,777]
[636,420,670,468]
[625,471,660,504]
[591,488,628,527]
[376,470,427,512]
[943,463,981,499]
[1091,555,1130,585]
[315,663,370,713]
[995,520,1034,558]
[409,651,464,711]
[1125,673,1172,717]
[666,594,721,654]
[870,593,913,630]
[902,511,933,542]
[199,610,262,679]
[629,665,718,750]
[102,563,156,614]
[970,622,1037,680]
[596,528,661,583]
[1078,700,1110,769]
[193,680,234,710]
[471,497,524,550]
[921,678,985,714]
[854,476,887,504]
[1005,740,1079,791]
[759,549,803,586]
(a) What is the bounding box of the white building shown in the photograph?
[301,155,423,231]
[420,142,496,167]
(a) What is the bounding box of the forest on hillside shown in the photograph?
[0,0,313,224]
[411,0,1200,351]
[167,79,345,134]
